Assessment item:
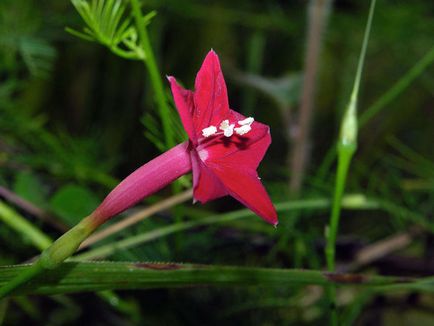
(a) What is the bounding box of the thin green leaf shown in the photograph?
[0,262,423,296]
[75,195,380,260]
[65,27,95,42]
[360,45,434,127]
[0,201,52,251]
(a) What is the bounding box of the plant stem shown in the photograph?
[130,0,175,148]
[324,144,355,326]
[326,0,376,272]
[324,1,376,324]
[325,146,355,271]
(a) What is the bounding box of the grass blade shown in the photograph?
[0,261,422,296]
[0,201,52,251]
[360,45,434,127]
[75,194,379,260]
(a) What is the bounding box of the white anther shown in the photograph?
[238,117,254,126]
[223,124,235,137]
[202,125,217,137]
[234,125,251,135]
[219,120,230,130]
[219,119,235,137]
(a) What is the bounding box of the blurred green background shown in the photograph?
[0,0,433,325]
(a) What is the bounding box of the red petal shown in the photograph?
[208,164,278,225]
[190,151,228,203]
[168,76,197,144]
[204,109,271,171]
[193,50,230,132]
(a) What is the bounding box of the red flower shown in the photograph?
[0,51,279,301]
[168,50,277,225]
[92,50,277,226]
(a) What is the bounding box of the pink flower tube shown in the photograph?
[92,142,191,226]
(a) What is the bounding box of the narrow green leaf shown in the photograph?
[65,27,95,42]
[108,0,125,42]
[360,45,434,127]
[0,201,52,251]
[0,262,422,296]
[71,1,94,34]
[75,195,379,260]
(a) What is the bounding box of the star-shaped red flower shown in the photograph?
[0,50,280,301]
[168,50,277,225]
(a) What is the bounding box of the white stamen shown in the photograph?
[223,124,235,137]
[202,125,217,137]
[219,119,235,137]
[219,120,230,130]
[234,125,251,135]
[238,117,254,126]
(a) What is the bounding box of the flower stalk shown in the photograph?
[324,1,376,324]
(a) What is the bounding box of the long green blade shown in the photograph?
[0,262,424,296]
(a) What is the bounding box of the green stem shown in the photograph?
[324,146,355,326]
[324,1,376,324]
[0,216,96,299]
[326,0,376,271]
[325,146,355,271]
[130,0,174,148]
[110,45,141,60]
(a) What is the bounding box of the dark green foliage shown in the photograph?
[49,184,99,226]
[0,0,433,325]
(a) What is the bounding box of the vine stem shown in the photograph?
[324,0,377,324]
[325,146,355,271]
[130,0,175,148]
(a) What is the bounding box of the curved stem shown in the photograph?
[130,0,175,148]
[0,216,94,299]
